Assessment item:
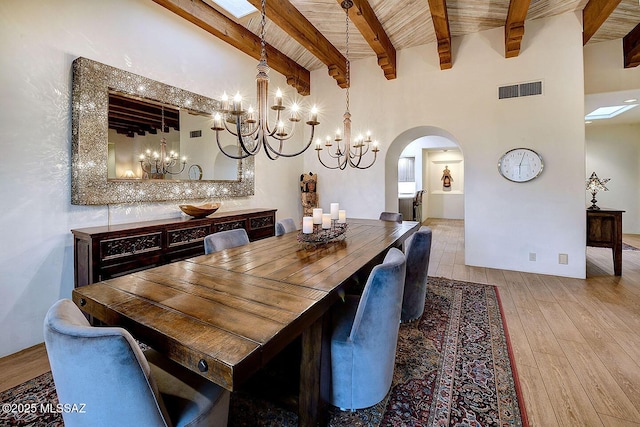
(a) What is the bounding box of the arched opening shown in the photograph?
[384,126,464,223]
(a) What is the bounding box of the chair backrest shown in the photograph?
[379,211,403,223]
[204,228,250,254]
[275,217,297,236]
[401,226,433,322]
[43,299,170,427]
[349,247,406,344]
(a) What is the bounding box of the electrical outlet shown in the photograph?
[529,252,536,261]
[559,253,568,264]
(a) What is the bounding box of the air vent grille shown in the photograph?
[498,80,543,99]
[190,130,202,138]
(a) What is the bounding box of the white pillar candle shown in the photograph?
[330,203,339,220]
[302,217,313,234]
[313,208,323,224]
[338,210,346,223]
[322,213,331,229]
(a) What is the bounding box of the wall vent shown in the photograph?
[190,130,202,138]
[498,80,543,100]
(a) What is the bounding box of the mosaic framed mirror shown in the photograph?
[71,57,254,205]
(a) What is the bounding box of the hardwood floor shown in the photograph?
[2,218,640,426]
[0,343,50,393]
[425,218,640,427]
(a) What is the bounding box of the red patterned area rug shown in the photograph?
[0,277,527,427]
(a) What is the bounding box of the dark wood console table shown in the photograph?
[72,208,276,287]
[586,208,624,276]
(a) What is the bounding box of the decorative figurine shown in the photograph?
[300,172,318,217]
[442,165,453,188]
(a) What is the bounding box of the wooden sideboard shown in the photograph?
[72,208,276,287]
[586,208,624,276]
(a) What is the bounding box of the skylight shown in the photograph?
[207,0,256,18]
[585,104,638,120]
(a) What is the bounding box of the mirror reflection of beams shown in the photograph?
[107,92,238,181]
[108,92,180,138]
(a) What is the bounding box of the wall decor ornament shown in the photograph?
[441,165,453,188]
[497,148,544,183]
[71,57,254,205]
[300,172,318,217]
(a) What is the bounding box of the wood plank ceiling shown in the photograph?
[152,0,640,95]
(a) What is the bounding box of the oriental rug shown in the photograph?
[0,277,527,427]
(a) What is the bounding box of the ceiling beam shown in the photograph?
[504,0,531,58]
[343,0,397,80]
[247,0,349,88]
[427,0,452,70]
[624,22,640,68]
[151,0,311,95]
[582,0,621,45]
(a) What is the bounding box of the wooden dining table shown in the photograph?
[72,217,418,426]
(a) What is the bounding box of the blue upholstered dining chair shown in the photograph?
[379,211,403,223]
[43,299,230,427]
[275,217,297,236]
[324,247,407,410]
[401,226,433,323]
[204,228,249,254]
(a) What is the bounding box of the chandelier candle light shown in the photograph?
[299,203,347,246]
[315,0,379,170]
[139,106,186,178]
[211,0,319,160]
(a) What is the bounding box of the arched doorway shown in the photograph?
[384,126,463,222]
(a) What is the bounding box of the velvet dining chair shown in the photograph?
[204,228,249,254]
[324,247,407,410]
[43,299,229,427]
[379,211,403,223]
[275,217,297,236]
[401,226,432,322]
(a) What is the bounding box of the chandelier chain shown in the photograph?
[260,0,267,61]
[345,7,350,112]
[160,105,165,133]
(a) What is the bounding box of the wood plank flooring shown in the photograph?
[425,218,640,426]
[2,218,640,426]
[0,343,50,393]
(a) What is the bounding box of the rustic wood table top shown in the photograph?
[72,218,418,426]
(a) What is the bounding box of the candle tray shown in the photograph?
[297,222,348,247]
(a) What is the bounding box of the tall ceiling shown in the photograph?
[153,0,640,95]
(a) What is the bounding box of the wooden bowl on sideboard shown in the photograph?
[179,203,221,218]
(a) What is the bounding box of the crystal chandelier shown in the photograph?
[211,0,319,160]
[139,106,186,178]
[315,0,379,170]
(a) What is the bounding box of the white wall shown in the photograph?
[0,0,306,357]
[586,124,640,232]
[305,12,587,278]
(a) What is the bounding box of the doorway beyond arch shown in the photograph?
[384,126,463,219]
